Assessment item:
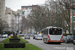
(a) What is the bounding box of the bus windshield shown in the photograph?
[49,28,62,35]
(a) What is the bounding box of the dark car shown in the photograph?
[73,35,75,45]
[65,35,73,43]
[0,34,2,38]
[33,35,37,39]
[62,36,67,43]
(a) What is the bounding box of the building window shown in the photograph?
[73,17,75,22]
[73,25,75,30]
[27,10,29,12]
[73,0,75,2]
[73,10,75,13]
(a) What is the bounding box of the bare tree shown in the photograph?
[0,18,8,34]
[27,6,50,31]
[45,0,70,34]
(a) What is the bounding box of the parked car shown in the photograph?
[10,34,13,37]
[65,35,73,43]
[62,36,67,43]
[33,35,37,39]
[2,34,8,38]
[73,35,75,45]
[24,34,30,39]
[35,35,38,39]
[0,34,2,38]
[35,34,43,40]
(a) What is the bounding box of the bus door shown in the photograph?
[43,29,48,42]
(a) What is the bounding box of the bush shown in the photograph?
[4,43,25,48]
[63,33,75,36]
[9,39,20,43]
[4,35,25,48]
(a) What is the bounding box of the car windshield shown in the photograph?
[38,35,42,37]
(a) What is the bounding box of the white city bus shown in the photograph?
[42,26,63,44]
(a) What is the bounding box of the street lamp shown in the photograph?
[17,13,20,33]
[22,11,25,32]
[53,0,57,27]
[56,2,57,27]
[47,8,50,26]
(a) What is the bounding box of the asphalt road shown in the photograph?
[22,37,75,50]
[0,38,6,42]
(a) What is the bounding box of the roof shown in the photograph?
[21,5,38,8]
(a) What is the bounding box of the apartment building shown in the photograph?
[14,9,22,32]
[21,5,38,34]
[21,5,38,18]
[5,7,14,32]
[0,0,5,20]
[70,0,75,34]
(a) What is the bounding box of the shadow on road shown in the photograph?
[46,42,61,45]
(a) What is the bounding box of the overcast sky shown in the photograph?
[5,0,46,11]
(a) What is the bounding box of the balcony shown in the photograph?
[73,0,75,8]
[72,0,75,3]
[73,13,75,16]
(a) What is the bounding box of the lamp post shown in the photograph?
[54,1,57,27]
[47,8,50,26]
[17,13,20,33]
[22,11,25,33]
[72,0,75,35]
[56,2,57,27]
[72,6,73,35]
[15,15,16,32]
[40,13,43,32]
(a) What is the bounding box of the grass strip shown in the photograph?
[0,43,42,50]
[19,35,24,37]
[0,37,42,50]
[1,37,28,43]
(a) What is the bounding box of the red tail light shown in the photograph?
[60,36,63,42]
[48,35,51,40]
[61,28,62,30]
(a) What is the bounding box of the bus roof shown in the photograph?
[43,26,62,29]
[42,26,62,31]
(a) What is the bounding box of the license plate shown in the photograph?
[54,40,57,42]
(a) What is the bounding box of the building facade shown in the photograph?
[14,10,22,33]
[0,0,5,20]
[21,5,38,34]
[5,7,14,32]
[70,0,75,34]
[21,5,38,18]
[5,8,23,32]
